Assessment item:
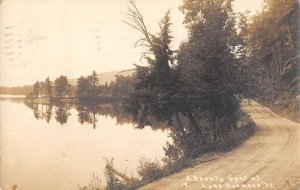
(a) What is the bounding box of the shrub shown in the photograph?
[137,157,165,184]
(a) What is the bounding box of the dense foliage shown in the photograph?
[123,0,243,153]
[240,0,299,119]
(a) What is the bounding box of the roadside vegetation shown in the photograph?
[238,0,299,121]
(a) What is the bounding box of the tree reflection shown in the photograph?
[76,103,97,129]
[25,101,70,124]
[23,101,167,130]
[33,104,41,120]
[44,104,53,123]
[55,103,71,125]
[24,101,42,120]
[97,104,134,125]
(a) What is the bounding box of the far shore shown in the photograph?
[0,94,26,98]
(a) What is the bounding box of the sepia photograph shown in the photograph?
[0,0,299,189]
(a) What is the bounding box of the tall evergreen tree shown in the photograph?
[43,77,53,101]
[90,71,99,87]
[76,76,89,100]
[89,70,99,99]
[54,75,71,100]
[123,2,195,144]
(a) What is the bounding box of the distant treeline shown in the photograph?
[0,86,33,95]
[26,70,134,103]
[0,70,134,96]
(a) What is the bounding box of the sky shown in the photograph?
[0,0,264,87]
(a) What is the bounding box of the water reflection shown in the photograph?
[24,102,56,123]
[76,104,98,128]
[55,103,71,125]
[0,99,170,190]
[2,98,203,190]
[45,104,53,123]
[23,100,203,170]
[23,101,167,130]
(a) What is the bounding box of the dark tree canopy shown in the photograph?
[239,0,299,118]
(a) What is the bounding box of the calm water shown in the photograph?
[0,99,170,190]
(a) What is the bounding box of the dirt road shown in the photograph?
[140,101,300,190]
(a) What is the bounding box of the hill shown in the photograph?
[68,69,134,86]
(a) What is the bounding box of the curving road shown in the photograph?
[140,101,300,190]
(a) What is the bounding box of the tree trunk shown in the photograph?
[217,116,223,138]
[226,62,230,80]
[93,113,96,129]
[187,111,206,144]
[213,116,218,142]
[231,114,237,131]
[287,26,294,49]
[106,165,131,182]
[175,112,188,144]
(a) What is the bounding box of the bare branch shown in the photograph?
[122,20,143,33]
[123,0,154,49]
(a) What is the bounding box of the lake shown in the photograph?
[0,98,170,190]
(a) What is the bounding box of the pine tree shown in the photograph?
[43,77,53,101]
[123,2,192,143]
[90,70,99,99]
[76,76,89,100]
[54,75,71,100]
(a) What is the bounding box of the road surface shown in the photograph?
[140,101,300,190]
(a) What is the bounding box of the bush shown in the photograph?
[137,157,165,184]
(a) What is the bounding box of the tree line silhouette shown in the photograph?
[26,71,134,103]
